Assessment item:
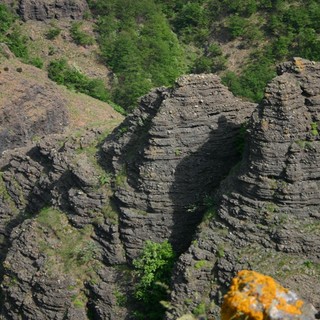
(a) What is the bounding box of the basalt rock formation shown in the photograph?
[166,58,320,319]
[103,74,255,260]
[0,74,255,319]
[1,0,89,20]
[0,59,319,319]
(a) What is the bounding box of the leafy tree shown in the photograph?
[93,0,187,110]
[133,240,176,320]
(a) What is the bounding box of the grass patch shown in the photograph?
[114,166,127,188]
[36,208,101,280]
[101,199,119,225]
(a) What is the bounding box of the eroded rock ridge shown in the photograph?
[166,58,320,319]
[0,74,255,319]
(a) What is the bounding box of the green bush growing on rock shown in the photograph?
[133,240,176,320]
[311,122,318,136]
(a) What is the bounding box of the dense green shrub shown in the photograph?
[193,43,227,74]
[6,29,29,60]
[0,4,15,36]
[133,240,176,320]
[48,59,110,102]
[29,57,44,69]
[91,0,187,110]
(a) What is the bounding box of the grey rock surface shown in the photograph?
[103,74,255,260]
[166,58,320,319]
[0,73,255,318]
[0,0,89,21]
[0,60,69,155]
[0,130,127,319]
[0,63,318,319]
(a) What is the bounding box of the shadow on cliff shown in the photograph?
[168,115,243,254]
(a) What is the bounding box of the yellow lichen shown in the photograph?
[221,270,304,320]
[294,58,305,72]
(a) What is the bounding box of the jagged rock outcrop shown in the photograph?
[0,61,319,319]
[0,73,255,318]
[166,58,320,319]
[0,130,127,319]
[103,74,255,260]
[0,0,89,21]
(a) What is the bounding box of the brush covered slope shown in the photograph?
[0,48,122,155]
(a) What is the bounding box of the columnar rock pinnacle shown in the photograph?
[103,74,255,260]
[166,58,320,319]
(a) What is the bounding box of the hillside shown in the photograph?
[0,49,123,154]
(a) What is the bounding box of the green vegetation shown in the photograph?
[194,260,208,269]
[89,0,187,110]
[0,4,44,67]
[133,240,176,320]
[193,302,206,317]
[4,0,320,111]
[311,122,319,136]
[101,200,119,225]
[45,26,61,40]
[70,22,94,46]
[0,4,15,36]
[48,58,110,102]
[36,207,101,278]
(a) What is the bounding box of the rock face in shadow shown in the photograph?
[0,0,89,20]
[0,130,127,319]
[103,74,255,260]
[166,58,320,319]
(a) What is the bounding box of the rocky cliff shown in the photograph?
[103,74,255,260]
[166,58,320,319]
[0,59,319,319]
[0,74,255,319]
[1,0,88,20]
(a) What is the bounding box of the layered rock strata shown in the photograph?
[166,58,320,319]
[0,0,89,21]
[103,74,255,259]
[0,131,127,319]
[0,74,255,318]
